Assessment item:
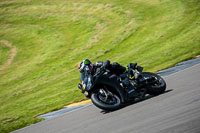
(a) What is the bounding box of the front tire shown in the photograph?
[91,88,121,111]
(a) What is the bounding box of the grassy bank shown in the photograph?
[0,0,200,132]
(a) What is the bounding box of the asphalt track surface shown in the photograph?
[13,63,200,133]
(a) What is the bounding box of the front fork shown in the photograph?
[99,88,114,98]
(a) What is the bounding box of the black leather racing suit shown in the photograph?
[93,60,134,90]
[93,60,126,75]
[80,60,127,82]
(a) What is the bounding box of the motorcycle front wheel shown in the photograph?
[91,87,121,111]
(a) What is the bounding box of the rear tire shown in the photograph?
[141,72,166,95]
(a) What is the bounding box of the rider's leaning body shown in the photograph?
[78,59,136,91]
[78,59,126,80]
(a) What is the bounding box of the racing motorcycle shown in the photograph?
[78,63,166,111]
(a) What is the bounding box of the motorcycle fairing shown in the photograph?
[89,73,126,103]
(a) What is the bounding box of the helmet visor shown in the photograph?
[84,59,91,65]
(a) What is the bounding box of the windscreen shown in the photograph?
[80,71,93,91]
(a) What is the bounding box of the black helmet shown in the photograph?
[78,59,93,73]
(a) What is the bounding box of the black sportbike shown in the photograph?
[78,63,166,111]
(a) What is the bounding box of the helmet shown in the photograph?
[78,59,93,73]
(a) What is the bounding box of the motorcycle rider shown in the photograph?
[78,59,135,90]
[79,59,126,76]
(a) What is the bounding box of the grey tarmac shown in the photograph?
[13,63,200,133]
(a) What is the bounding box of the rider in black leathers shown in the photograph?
[93,60,126,75]
[78,59,127,80]
[78,59,136,91]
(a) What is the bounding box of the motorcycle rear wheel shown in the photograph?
[141,72,166,95]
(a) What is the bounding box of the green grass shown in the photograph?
[0,41,10,66]
[0,0,200,132]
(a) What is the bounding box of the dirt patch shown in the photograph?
[124,18,135,34]
[0,40,17,71]
[105,4,112,10]
[0,40,11,47]
[82,23,108,50]
[86,35,98,48]
[127,18,135,26]
[125,10,133,16]
[82,32,101,50]
[0,1,17,5]
[12,89,33,97]
[0,23,12,27]
[95,22,104,30]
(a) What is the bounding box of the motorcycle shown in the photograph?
[78,63,166,111]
